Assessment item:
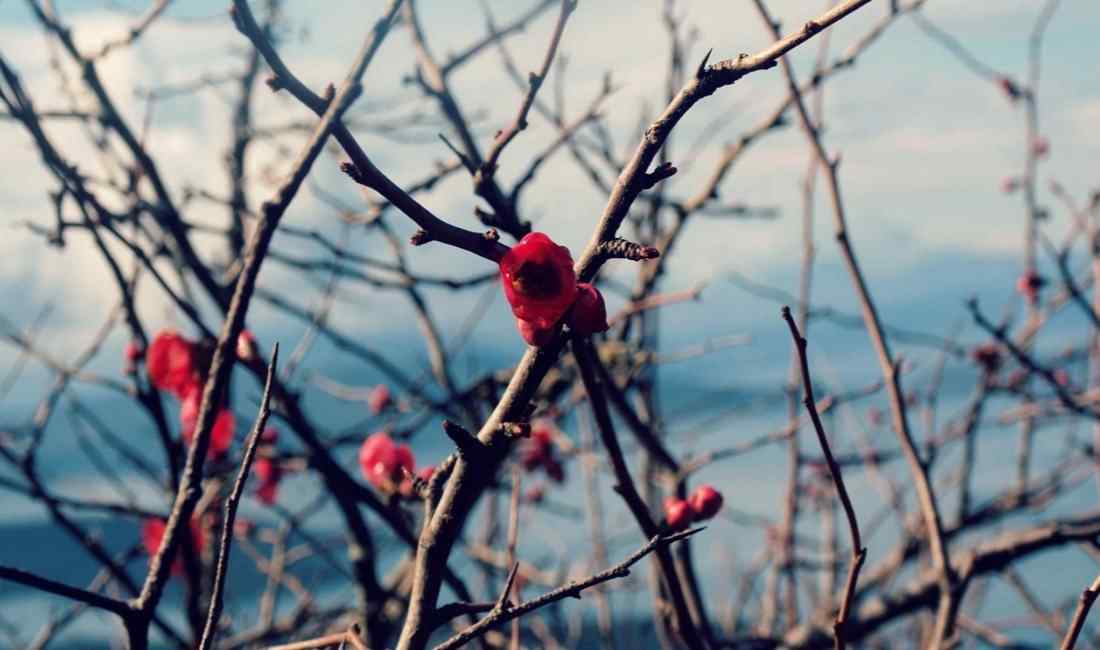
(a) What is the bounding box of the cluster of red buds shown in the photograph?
[520,420,565,483]
[499,232,610,346]
[358,431,433,498]
[141,517,207,576]
[145,330,257,459]
[970,342,1003,373]
[1015,271,1047,305]
[663,485,724,531]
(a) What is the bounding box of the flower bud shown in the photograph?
[568,283,609,335]
[688,485,724,520]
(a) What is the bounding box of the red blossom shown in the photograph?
[179,385,234,458]
[254,457,282,505]
[997,76,1020,101]
[567,283,609,335]
[689,485,724,520]
[146,330,198,397]
[1016,271,1046,304]
[358,432,415,492]
[1032,137,1050,158]
[663,497,694,531]
[141,518,205,576]
[516,318,559,347]
[124,340,143,362]
[1001,177,1019,194]
[261,427,279,445]
[368,384,393,415]
[499,232,578,329]
[970,343,1002,372]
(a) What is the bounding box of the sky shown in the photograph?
[0,0,1099,646]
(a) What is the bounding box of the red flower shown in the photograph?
[359,432,415,492]
[254,457,281,505]
[970,343,1002,372]
[567,283,609,335]
[141,517,205,576]
[368,384,393,415]
[663,497,694,531]
[516,318,559,347]
[688,485,723,520]
[997,76,1020,101]
[1001,177,1019,194]
[1032,137,1050,158]
[146,330,198,397]
[261,427,279,445]
[124,340,143,362]
[499,232,578,329]
[525,484,546,504]
[179,385,235,458]
[1016,271,1046,304]
[236,329,258,362]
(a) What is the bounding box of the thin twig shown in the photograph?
[197,344,280,650]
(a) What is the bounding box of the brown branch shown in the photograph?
[478,0,577,183]
[395,4,872,647]
[749,0,956,643]
[782,306,866,650]
[230,0,508,263]
[1060,573,1100,650]
[197,344,279,650]
[433,529,703,650]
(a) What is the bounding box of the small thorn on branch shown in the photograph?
[804,20,821,34]
[496,562,521,611]
[641,161,677,189]
[695,48,713,79]
[442,420,484,457]
[483,229,500,243]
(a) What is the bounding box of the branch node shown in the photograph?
[442,420,485,458]
[641,161,678,189]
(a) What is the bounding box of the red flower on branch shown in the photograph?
[689,485,724,520]
[1016,271,1046,304]
[146,330,199,397]
[516,318,559,347]
[254,456,282,505]
[358,432,415,492]
[141,517,206,576]
[567,283,609,335]
[179,385,235,458]
[499,232,578,329]
[663,497,694,531]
